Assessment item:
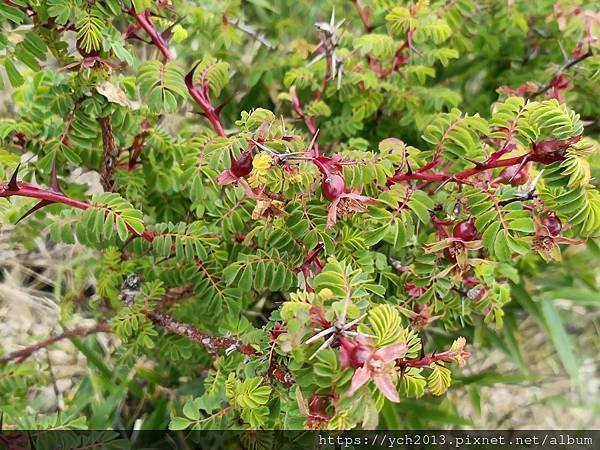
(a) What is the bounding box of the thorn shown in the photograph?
[160,17,184,43]
[8,163,21,191]
[307,129,320,152]
[508,157,530,183]
[16,200,54,224]
[308,334,335,360]
[434,176,456,193]
[304,326,335,345]
[185,61,201,88]
[464,157,484,168]
[214,94,234,116]
[307,52,326,66]
[249,139,276,156]
[50,158,63,194]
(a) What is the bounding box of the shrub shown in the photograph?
[0,0,598,431]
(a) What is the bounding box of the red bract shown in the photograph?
[453,218,478,241]
[339,336,372,369]
[309,305,330,329]
[270,323,286,341]
[498,163,530,186]
[553,74,570,90]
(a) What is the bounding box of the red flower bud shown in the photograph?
[322,174,346,201]
[453,218,478,241]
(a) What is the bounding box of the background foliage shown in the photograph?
[0,0,599,431]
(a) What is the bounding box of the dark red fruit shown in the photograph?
[542,213,562,237]
[453,218,478,241]
[322,173,345,201]
[229,149,253,178]
[498,163,529,186]
[531,137,579,164]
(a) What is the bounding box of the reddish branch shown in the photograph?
[528,48,593,100]
[397,348,467,369]
[290,86,318,136]
[388,137,579,186]
[353,0,372,32]
[127,8,226,136]
[353,0,411,78]
[0,313,258,366]
[184,64,226,137]
[146,311,257,355]
[289,86,320,155]
[389,154,527,185]
[0,323,111,364]
[128,9,173,61]
[0,172,155,243]
[379,36,411,79]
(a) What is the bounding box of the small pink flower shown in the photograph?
[343,338,408,403]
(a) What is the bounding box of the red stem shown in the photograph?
[379,38,410,78]
[185,83,226,137]
[353,0,372,32]
[398,349,463,369]
[130,9,173,61]
[129,8,226,137]
[388,154,528,185]
[0,181,155,242]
